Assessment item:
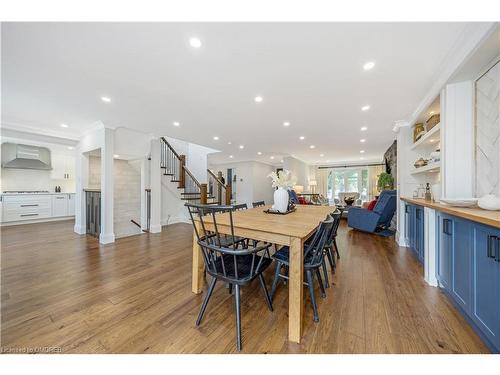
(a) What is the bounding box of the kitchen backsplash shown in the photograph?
[0,168,76,192]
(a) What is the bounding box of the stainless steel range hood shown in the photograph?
[1,143,52,170]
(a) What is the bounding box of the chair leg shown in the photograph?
[316,268,326,298]
[326,247,336,272]
[321,258,330,288]
[270,261,282,301]
[306,270,319,322]
[196,277,217,326]
[234,284,242,351]
[334,238,340,259]
[258,274,273,312]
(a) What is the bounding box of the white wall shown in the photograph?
[209,160,275,207]
[283,156,310,188]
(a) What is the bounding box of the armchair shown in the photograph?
[347,190,397,233]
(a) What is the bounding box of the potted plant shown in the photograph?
[268,170,296,212]
[377,172,394,192]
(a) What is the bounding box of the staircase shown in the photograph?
[160,137,231,205]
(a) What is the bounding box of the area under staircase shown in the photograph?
[160,137,231,205]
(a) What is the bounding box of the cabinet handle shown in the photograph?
[443,218,452,235]
[405,205,409,213]
[21,213,39,217]
[21,204,39,207]
[496,238,500,262]
[487,235,496,258]
[56,197,65,199]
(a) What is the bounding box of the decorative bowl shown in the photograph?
[440,198,478,207]
[414,158,428,168]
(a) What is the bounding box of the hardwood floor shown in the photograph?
[1,219,489,353]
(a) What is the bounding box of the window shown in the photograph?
[327,168,368,201]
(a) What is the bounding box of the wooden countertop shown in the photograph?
[401,197,500,229]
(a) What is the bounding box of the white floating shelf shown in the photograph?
[411,161,441,175]
[410,123,441,150]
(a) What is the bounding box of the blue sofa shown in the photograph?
[347,190,397,233]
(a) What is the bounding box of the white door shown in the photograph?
[67,194,75,216]
[52,195,68,217]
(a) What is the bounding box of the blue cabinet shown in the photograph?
[436,212,500,352]
[471,223,500,349]
[405,203,425,265]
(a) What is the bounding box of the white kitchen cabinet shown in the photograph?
[51,153,76,180]
[68,193,75,216]
[52,194,69,217]
[2,195,52,222]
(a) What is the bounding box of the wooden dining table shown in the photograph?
[191,204,334,343]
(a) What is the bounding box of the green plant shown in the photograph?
[377,172,394,191]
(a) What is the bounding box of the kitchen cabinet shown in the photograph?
[471,223,500,350]
[50,153,75,180]
[405,203,425,265]
[436,212,500,352]
[68,193,75,216]
[52,194,68,217]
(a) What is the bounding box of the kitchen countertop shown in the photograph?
[401,197,500,229]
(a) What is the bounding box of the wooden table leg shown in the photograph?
[191,223,204,294]
[288,236,304,343]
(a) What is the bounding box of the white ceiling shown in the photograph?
[1,22,470,165]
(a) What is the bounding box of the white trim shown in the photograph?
[99,232,115,244]
[74,223,86,234]
[0,216,74,227]
[424,207,438,287]
[405,23,496,128]
[149,224,162,233]
[162,217,191,225]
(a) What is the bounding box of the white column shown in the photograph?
[140,156,149,231]
[441,82,474,199]
[99,127,115,244]
[424,207,438,287]
[149,138,162,233]
[74,150,89,234]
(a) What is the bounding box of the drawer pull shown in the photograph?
[56,197,65,199]
[443,218,452,235]
[20,213,39,217]
[496,238,500,262]
[487,235,496,258]
[21,204,39,207]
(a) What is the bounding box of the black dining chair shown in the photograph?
[270,215,334,322]
[186,202,274,351]
[233,203,248,211]
[252,201,265,208]
[321,210,342,288]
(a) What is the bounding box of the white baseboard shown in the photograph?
[163,216,190,226]
[99,232,115,244]
[0,216,74,227]
[150,224,162,233]
[74,224,86,234]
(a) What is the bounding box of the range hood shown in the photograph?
[1,143,52,170]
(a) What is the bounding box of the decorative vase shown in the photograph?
[478,194,500,211]
[273,187,289,212]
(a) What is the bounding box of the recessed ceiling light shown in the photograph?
[310,145,316,149]
[67,146,74,150]
[361,105,370,111]
[239,145,244,149]
[60,123,69,128]
[213,136,219,140]
[363,61,376,71]
[101,96,111,103]
[227,141,232,145]
[283,121,290,127]
[299,136,305,140]
[229,155,233,159]
[254,96,263,103]
[360,139,366,143]
[429,139,436,143]
[360,126,368,131]
[189,37,202,48]
[320,154,324,157]
[173,121,180,127]
[114,154,119,158]
[280,159,284,163]
[257,151,262,155]
[270,156,275,160]
[360,150,365,153]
